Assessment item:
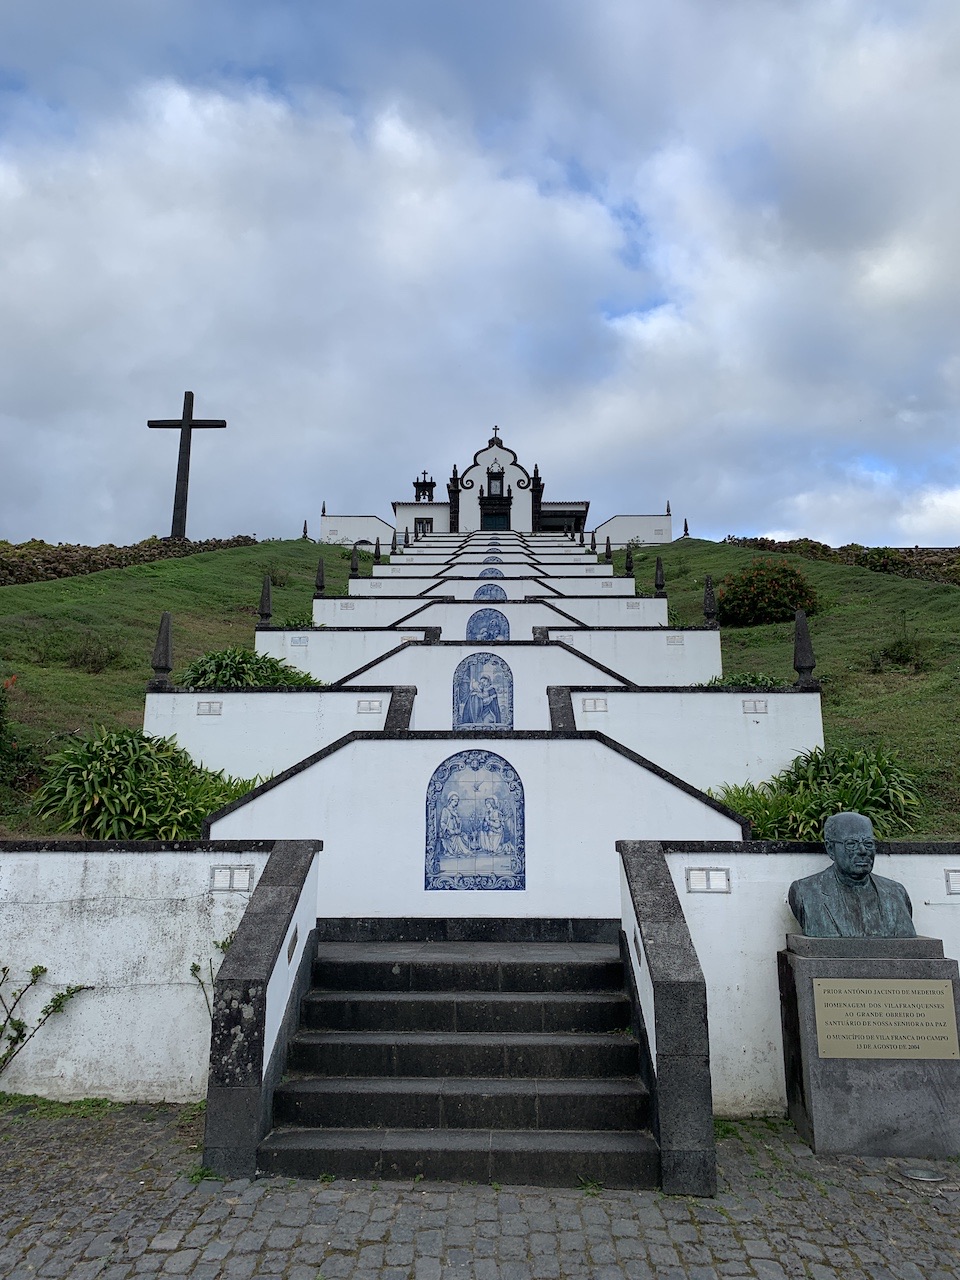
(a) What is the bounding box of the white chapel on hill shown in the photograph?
[320,427,674,547]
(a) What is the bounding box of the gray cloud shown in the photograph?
[1,1,958,546]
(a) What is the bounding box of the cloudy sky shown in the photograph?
[1,0,959,547]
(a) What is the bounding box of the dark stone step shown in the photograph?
[313,917,620,945]
[287,1031,640,1078]
[257,1126,660,1189]
[313,942,623,993]
[273,1076,650,1131]
[300,990,631,1034]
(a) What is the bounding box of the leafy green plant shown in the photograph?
[713,745,922,840]
[277,612,315,630]
[716,559,818,627]
[33,728,258,839]
[65,631,124,674]
[703,672,789,691]
[870,611,929,674]
[1,965,90,1076]
[178,646,323,690]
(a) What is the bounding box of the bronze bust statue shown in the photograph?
[788,812,916,938]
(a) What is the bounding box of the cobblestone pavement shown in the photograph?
[2,1101,960,1279]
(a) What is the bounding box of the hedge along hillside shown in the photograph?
[0,535,258,586]
[724,535,960,587]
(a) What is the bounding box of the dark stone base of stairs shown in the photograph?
[257,920,659,1188]
[258,1127,660,1188]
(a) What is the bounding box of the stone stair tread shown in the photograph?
[278,1076,647,1096]
[315,942,620,961]
[292,1030,634,1047]
[261,1127,655,1154]
[304,990,628,1003]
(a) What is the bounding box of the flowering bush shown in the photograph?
[716,558,818,627]
[0,535,257,587]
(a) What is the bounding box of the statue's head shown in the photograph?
[823,811,876,882]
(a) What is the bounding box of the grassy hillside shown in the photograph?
[627,540,960,838]
[1,537,958,837]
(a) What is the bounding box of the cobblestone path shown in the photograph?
[1,1101,959,1279]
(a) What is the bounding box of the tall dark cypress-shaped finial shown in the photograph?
[794,609,819,688]
[654,556,666,598]
[404,527,410,547]
[604,536,612,562]
[579,530,584,545]
[590,530,596,553]
[258,575,272,626]
[349,544,360,579]
[683,518,689,537]
[703,575,717,629]
[148,611,174,690]
[374,537,381,563]
[302,519,309,540]
[391,529,398,555]
[625,546,634,576]
[314,558,325,597]
[666,499,671,515]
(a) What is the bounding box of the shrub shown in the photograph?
[716,558,818,627]
[703,672,789,691]
[0,535,257,587]
[33,728,258,839]
[178,647,323,690]
[712,745,922,840]
[65,631,124,674]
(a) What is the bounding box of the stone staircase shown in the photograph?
[257,921,660,1187]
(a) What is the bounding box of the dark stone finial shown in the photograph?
[314,558,325,597]
[794,609,819,689]
[322,501,326,516]
[374,537,381,563]
[703,575,717,629]
[579,529,584,545]
[683,518,689,537]
[666,499,671,516]
[257,574,272,626]
[604,536,612,562]
[404,527,410,547]
[391,529,398,555]
[349,544,360,579]
[302,519,308,540]
[654,555,666,598]
[148,611,173,690]
[625,546,634,576]
[590,530,596,552]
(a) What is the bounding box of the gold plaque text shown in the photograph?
[813,978,959,1059]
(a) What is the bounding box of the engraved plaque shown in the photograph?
[813,978,959,1059]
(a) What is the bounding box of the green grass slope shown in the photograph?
[1,537,958,837]
[627,540,960,838]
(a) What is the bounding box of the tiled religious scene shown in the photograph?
[425,749,525,890]
[452,651,514,730]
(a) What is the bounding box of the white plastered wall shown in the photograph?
[339,643,626,728]
[392,503,451,534]
[208,737,744,919]
[572,691,824,789]
[594,515,672,546]
[0,847,270,1101]
[144,691,390,777]
[457,444,534,531]
[661,847,960,1115]
[551,630,722,685]
[320,514,395,546]
[256,629,426,683]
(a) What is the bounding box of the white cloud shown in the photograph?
[0,2,959,547]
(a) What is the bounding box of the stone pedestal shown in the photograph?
[779,935,960,1156]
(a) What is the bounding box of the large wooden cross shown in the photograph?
[148,391,226,540]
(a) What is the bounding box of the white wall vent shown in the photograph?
[685,867,731,894]
[742,699,768,714]
[357,699,383,713]
[210,865,255,892]
[196,701,223,716]
[581,697,608,713]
